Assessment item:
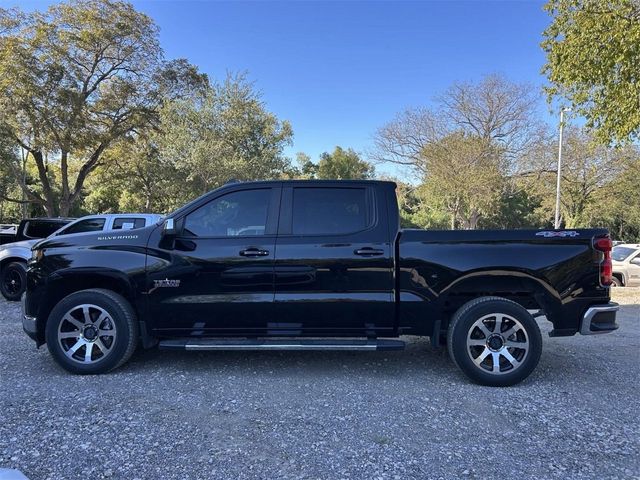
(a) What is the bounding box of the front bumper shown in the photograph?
[579,302,619,335]
[21,293,37,341]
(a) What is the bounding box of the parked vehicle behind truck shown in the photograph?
[0,224,18,245]
[22,180,618,386]
[1,214,160,301]
[612,244,640,287]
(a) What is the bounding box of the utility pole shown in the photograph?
[554,108,571,229]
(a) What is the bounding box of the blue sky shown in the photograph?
[8,0,553,176]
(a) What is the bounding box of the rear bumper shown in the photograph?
[21,293,37,341]
[579,302,619,335]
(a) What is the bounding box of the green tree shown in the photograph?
[542,0,640,144]
[316,147,374,179]
[158,73,293,199]
[589,158,640,241]
[518,128,629,228]
[83,134,184,215]
[393,180,450,229]
[0,0,205,216]
[293,152,318,179]
[421,133,506,229]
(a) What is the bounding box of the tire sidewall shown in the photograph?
[0,261,27,301]
[450,299,542,387]
[45,290,135,374]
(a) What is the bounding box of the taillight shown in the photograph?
[594,236,613,286]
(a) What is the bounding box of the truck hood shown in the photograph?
[0,239,37,261]
[34,224,157,250]
[0,239,37,250]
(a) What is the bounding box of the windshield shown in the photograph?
[612,246,638,261]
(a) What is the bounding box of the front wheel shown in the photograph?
[611,277,623,287]
[447,297,542,387]
[0,261,27,301]
[45,289,139,374]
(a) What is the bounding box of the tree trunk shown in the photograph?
[31,151,56,217]
[59,150,70,217]
[468,211,481,229]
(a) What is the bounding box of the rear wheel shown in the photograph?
[0,261,27,301]
[45,289,139,374]
[447,296,542,387]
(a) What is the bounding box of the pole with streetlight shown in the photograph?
[554,108,571,229]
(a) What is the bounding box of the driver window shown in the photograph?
[184,189,270,237]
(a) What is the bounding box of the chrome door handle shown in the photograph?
[239,248,270,257]
[354,248,384,256]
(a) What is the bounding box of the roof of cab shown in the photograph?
[224,179,397,187]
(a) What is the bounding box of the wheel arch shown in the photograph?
[438,271,562,327]
[612,271,625,286]
[35,270,140,344]
[0,255,28,270]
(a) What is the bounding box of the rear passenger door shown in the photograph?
[273,184,394,336]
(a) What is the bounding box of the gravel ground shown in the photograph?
[1,295,639,480]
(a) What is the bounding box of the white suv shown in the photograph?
[612,244,640,287]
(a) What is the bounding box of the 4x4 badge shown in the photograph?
[535,231,580,238]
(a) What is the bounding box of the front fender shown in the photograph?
[0,246,31,265]
[26,245,149,345]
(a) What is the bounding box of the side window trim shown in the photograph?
[278,185,376,237]
[178,186,280,239]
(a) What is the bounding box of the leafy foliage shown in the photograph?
[542,0,640,144]
[0,0,206,215]
[158,73,293,200]
[291,147,374,180]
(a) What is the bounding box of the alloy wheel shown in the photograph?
[465,313,530,375]
[57,304,117,364]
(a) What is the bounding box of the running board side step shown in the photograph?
[158,338,406,351]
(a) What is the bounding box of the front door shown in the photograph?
[273,184,394,336]
[148,186,280,335]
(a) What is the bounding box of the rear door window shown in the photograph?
[291,187,369,235]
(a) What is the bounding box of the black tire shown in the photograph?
[45,289,139,374]
[611,277,623,287]
[447,296,542,387]
[0,261,27,301]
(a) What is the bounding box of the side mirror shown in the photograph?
[631,257,640,266]
[162,218,178,236]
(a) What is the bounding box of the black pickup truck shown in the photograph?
[22,180,618,386]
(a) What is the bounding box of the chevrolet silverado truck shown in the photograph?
[21,180,619,386]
